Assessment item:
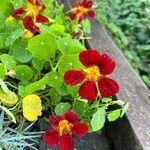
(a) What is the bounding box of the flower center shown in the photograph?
[26,1,42,20]
[75,6,88,14]
[83,65,101,81]
[58,120,71,136]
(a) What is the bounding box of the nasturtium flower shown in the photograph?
[10,0,48,36]
[64,50,119,100]
[23,94,42,121]
[69,0,95,23]
[44,111,88,150]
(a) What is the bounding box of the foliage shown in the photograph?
[94,0,150,87]
[0,110,42,150]
[0,0,129,149]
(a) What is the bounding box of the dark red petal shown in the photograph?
[59,133,74,150]
[98,77,119,97]
[23,16,35,31]
[43,130,59,146]
[79,81,97,100]
[84,0,93,8]
[72,123,88,137]
[64,111,78,124]
[12,8,25,19]
[36,0,46,9]
[79,50,101,67]
[64,70,85,86]
[87,10,95,18]
[98,54,116,75]
[49,116,63,128]
[78,15,84,24]
[32,26,40,34]
[69,13,77,20]
[36,14,49,23]
[81,0,88,7]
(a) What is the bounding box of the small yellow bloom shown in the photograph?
[22,30,34,39]
[23,94,42,121]
[0,89,18,107]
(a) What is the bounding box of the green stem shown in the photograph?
[5,81,18,90]
[53,56,63,72]
[49,59,55,72]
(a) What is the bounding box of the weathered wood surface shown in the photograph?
[61,0,150,150]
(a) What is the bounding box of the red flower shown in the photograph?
[64,50,119,100]
[44,111,88,150]
[10,0,48,34]
[69,0,95,23]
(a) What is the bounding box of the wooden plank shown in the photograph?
[61,0,150,150]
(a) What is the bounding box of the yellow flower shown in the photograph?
[23,94,42,121]
[22,30,34,39]
[0,89,18,107]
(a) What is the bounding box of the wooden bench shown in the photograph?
[38,1,150,149]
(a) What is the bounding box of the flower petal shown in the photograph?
[64,70,85,86]
[32,26,40,34]
[98,77,119,97]
[79,50,101,67]
[59,133,74,150]
[82,0,93,8]
[12,8,25,19]
[44,130,59,146]
[23,16,35,31]
[79,81,97,100]
[87,10,95,18]
[28,0,46,9]
[98,54,116,75]
[49,116,62,128]
[36,14,49,23]
[69,13,77,20]
[72,123,88,137]
[64,111,78,124]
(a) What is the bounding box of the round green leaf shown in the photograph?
[12,40,32,63]
[0,63,6,79]
[91,107,106,131]
[67,85,79,97]
[28,33,57,60]
[5,28,23,47]
[54,102,70,115]
[58,37,74,54]
[50,24,65,35]
[25,76,47,95]
[0,54,16,70]
[107,109,121,121]
[45,72,63,88]
[58,54,83,75]
[49,88,61,105]
[15,65,33,81]
[68,44,84,54]
[32,57,45,70]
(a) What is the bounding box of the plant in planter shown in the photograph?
[0,0,128,149]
